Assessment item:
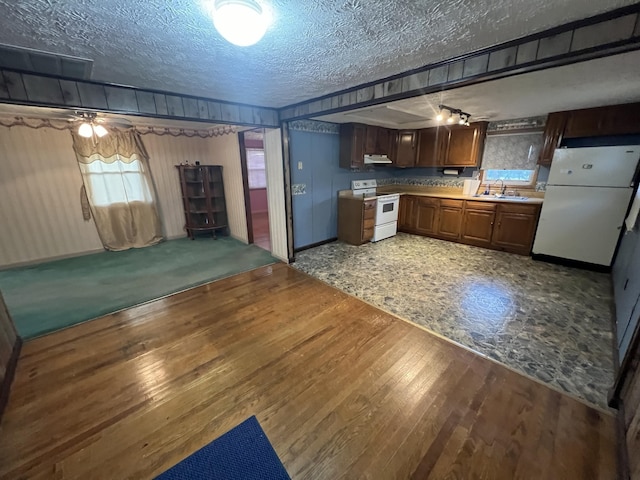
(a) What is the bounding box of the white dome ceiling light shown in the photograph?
[209,0,271,47]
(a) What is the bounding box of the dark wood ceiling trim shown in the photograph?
[279,4,640,121]
[0,68,280,128]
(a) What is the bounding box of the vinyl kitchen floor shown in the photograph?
[293,233,615,409]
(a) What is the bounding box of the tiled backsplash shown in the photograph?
[380,176,547,191]
[378,177,466,187]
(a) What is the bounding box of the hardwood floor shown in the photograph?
[0,264,617,479]
[251,210,270,251]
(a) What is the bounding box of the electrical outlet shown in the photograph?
[298,161,303,170]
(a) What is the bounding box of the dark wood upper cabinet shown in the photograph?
[364,125,392,155]
[538,112,567,166]
[416,122,487,168]
[416,127,448,167]
[393,130,418,167]
[539,103,640,166]
[339,123,366,169]
[444,122,488,167]
[602,105,640,136]
[563,108,604,139]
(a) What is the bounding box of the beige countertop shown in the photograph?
[376,185,544,205]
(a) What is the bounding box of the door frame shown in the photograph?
[238,131,254,244]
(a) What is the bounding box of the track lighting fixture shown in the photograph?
[436,104,472,126]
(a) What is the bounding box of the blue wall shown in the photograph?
[289,129,393,249]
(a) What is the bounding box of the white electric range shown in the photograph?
[351,180,400,242]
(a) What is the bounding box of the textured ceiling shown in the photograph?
[315,50,640,127]
[0,0,635,108]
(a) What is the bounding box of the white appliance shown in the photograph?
[351,179,400,242]
[532,146,640,266]
[364,154,392,164]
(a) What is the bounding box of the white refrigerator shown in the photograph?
[533,146,640,266]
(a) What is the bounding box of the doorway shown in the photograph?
[240,130,271,251]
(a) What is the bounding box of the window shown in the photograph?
[83,158,153,207]
[247,149,267,189]
[483,169,536,185]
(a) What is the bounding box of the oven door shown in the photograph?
[375,195,399,225]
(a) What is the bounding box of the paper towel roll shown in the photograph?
[463,179,481,196]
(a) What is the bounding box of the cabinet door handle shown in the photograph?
[491,222,494,226]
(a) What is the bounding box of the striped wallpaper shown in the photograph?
[0,126,104,266]
[143,132,249,243]
[0,126,249,267]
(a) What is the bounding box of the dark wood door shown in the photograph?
[462,203,496,247]
[437,203,463,240]
[376,127,391,155]
[491,204,540,255]
[364,125,378,154]
[538,112,568,166]
[398,196,416,232]
[394,130,418,167]
[416,127,448,167]
[444,122,487,167]
[415,197,439,235]
[564,108,606,138]
[339,123,366,168]
[602,105,640,136]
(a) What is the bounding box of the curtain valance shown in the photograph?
[71,129,150,163]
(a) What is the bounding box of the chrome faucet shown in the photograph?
[493,179,506,195]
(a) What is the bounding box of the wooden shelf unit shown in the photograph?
[176,165,229,239]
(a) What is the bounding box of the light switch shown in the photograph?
[298,161,303,170]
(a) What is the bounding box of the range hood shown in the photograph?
[364,154,392,164]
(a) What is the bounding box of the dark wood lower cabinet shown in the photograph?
[398,196,417,231]
[491,204,540,255]
[399,195,541,255]
[462,202,496,247]
[415,198,439,235]
[338,197,376,245]
[437,200,464,240]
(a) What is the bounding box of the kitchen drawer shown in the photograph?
[440,199,464,208]
[362,227,374,240]
[364,208,375,220]
[363,218,375,229]
[464,201,497,211]
[497,203,539,214]
[364,200,376,210]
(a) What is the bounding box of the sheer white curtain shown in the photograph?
[72,130,163,251]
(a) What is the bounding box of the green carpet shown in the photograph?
[0,237,277,339]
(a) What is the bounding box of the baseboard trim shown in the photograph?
[531,253,611,273]
[0,248,105,270]
[293,238,338,256]
[0,336,22,423]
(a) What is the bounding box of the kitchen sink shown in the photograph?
[502,196,530,201]
[474,194,529,201]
